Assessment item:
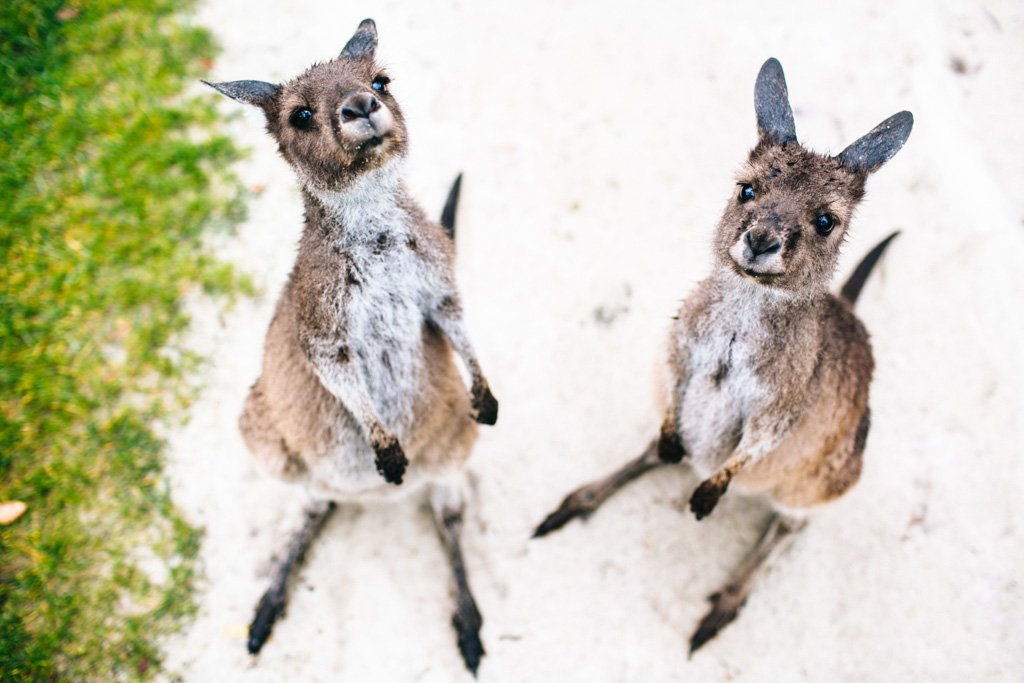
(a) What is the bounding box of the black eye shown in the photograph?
[371,75,390,93]
[738,184,755,203]
[289,108,313,129]
[814,214,836,236]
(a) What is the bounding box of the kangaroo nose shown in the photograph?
[745,229,781,257]
[340,93,380,122]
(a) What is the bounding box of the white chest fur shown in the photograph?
[352,245,430,423]
[676,278,784,476]
[306,161,434,434]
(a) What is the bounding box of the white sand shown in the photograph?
[162,1,1024,680]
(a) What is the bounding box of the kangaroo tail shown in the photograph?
[840,231,900,307]
[439,173,462,240]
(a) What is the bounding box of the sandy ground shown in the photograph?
[162,1,1024,680]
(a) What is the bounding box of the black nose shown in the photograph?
[745,229,781,257]
[340,93,381,122]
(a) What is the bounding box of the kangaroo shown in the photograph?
[533,58,911,654]
[205,19,497,674]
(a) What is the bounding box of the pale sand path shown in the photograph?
[162,1,1024,680]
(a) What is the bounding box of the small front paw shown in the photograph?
[657,430,686,463]
[374,440,408,485]
[689,478,728,520]
[471,385,498,425]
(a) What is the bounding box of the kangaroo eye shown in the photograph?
[371,75,390,93]
[738,184,755,203]
[814,214,836,236]
[289,108,313,129]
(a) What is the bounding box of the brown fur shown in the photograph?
[534,57,911,653]
[658,58,909,649]
[713,142,865,296]
[210,25,496,494]
[663,80,909,516]
[210,20,493,671]
[729,296,874,508]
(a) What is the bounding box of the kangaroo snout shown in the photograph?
[339,91,393,145]
[744,228,781,257]
[729,223,786,277]
[339,91,394,146]
[340,92,381,121]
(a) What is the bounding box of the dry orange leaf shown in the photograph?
[220,623,249,640]
[0,501,28,525]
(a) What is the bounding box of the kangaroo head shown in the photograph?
[205,19,408,193]
[714,58,913,297]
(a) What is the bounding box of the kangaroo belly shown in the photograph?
[345,292,428,434]
[679,380,743,478]
[255,297,475,498]
[676,326,760,478]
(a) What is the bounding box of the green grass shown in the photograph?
[0,1,249,679]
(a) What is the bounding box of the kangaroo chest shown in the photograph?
[338,227,432,427]
[676,306,770,475]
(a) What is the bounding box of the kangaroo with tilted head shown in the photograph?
[205,19,497,674]
[533,57,912,653]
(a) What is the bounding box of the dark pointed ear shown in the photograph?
[340,19,378,59]
[203,80,280,112]
[754,58,797,144]
[835,111,914,174]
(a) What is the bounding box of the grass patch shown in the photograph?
[0,1,248,679]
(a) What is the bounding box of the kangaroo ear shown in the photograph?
[835,111,914,174]
[341,19,378,59]
[754,58,797,144]
[203,79,280,113]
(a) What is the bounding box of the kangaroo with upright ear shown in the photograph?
[533,58,912,653]
[205,19,497,674]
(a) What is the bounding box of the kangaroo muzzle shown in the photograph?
[731,223,785,276]
[339,92,393,142]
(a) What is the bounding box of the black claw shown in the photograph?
[472,386,498,426]
[374,440,408,484]
[657,430,686,463]
[247,588,285,655]
[453,606,485,675]
[688,592,745,656]
[689,479,727,520]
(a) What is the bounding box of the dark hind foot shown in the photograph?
[533,442,664,538]
[431,482,486,676]
[689,587,745,655]
[452,598,485,675]
[246,501,335,655]
[532,486,601,538]
[247,587,286,654]
[688,513,807,655]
